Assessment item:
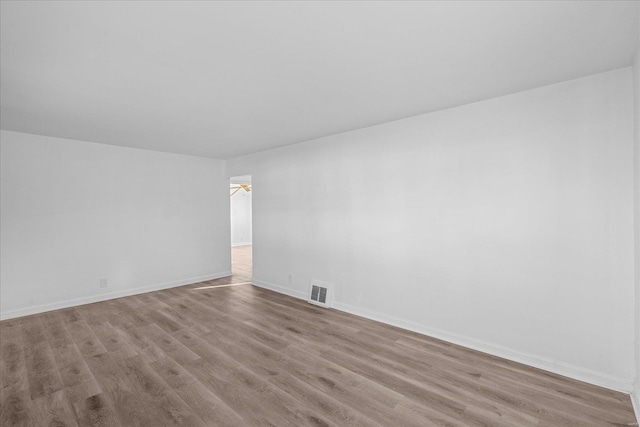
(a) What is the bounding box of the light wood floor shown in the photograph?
[231,244,252,282]
[1,249,637,426]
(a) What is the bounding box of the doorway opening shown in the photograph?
[230,175,252,282]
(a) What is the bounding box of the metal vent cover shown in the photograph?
[309,280,332,308]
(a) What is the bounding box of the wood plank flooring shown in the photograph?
[231,244,252,282]
[1,247,637,426]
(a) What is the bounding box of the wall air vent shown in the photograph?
[309,280,332,308]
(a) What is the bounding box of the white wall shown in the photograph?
[632,17,640,419]
[231,187,252,246]
[0,130,231,319]
[227,68,636,391]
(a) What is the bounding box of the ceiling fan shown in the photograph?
[230,183,251,196]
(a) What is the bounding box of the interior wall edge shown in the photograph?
[633,12,640,423]
[632,382,640,424]
[0,270,232,321]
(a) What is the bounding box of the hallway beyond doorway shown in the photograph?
[232,245,252,282]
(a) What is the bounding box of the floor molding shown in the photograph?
[192,282,252,290]
[0,271,232,320]
[251,279,308,301]
[331,301,635,393]
[2,277,634,425]
[251,277,635,394]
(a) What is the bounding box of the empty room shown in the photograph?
[1,1,640,426]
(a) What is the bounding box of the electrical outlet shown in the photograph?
[288,274,293,284]
[99,278,108,288]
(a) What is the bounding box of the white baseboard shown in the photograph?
[632,382,640,425]
[0,271,232,321]
[251,278,307,300]
[232,242,252,247]
[247,279,635,394]
[331,301,635,393]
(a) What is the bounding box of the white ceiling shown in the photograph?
[1,1,638,159]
